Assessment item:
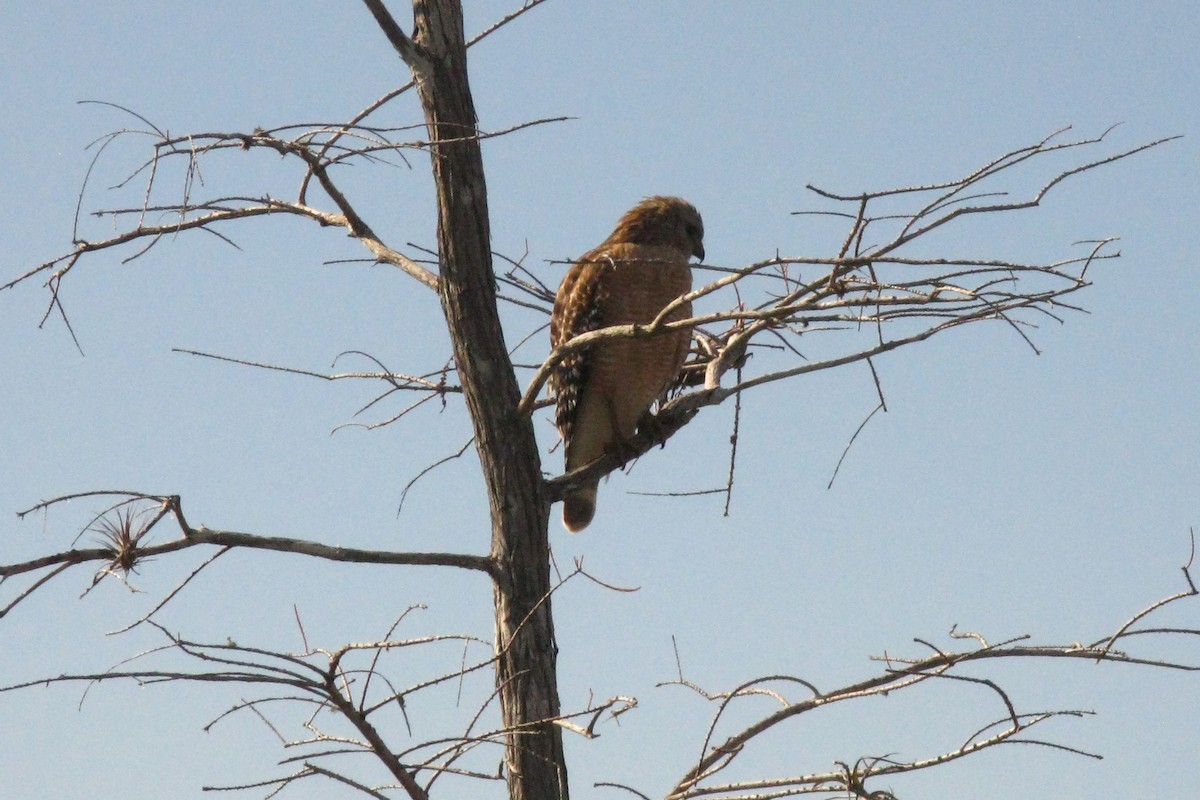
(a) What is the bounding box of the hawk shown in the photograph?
[550,196,704,532]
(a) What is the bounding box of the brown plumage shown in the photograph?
[549,196,704,532]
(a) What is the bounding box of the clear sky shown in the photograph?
[2,2,1198,799]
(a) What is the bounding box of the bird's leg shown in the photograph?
[603,437,641,468]
[635,408,670,449]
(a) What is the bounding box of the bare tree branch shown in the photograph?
[660,569,1200,800]
[1,493,496,620]
[528,130,1176,505]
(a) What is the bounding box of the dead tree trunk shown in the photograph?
[403,1,568,798]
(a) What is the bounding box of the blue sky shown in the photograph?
[2,2,1198,799]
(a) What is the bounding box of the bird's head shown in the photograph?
[607,195,705,262]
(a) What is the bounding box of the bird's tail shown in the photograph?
[562,483,599,532]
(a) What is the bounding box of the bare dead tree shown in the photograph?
[2,2,1195,799]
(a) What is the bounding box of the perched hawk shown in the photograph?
[550,196,705,532]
